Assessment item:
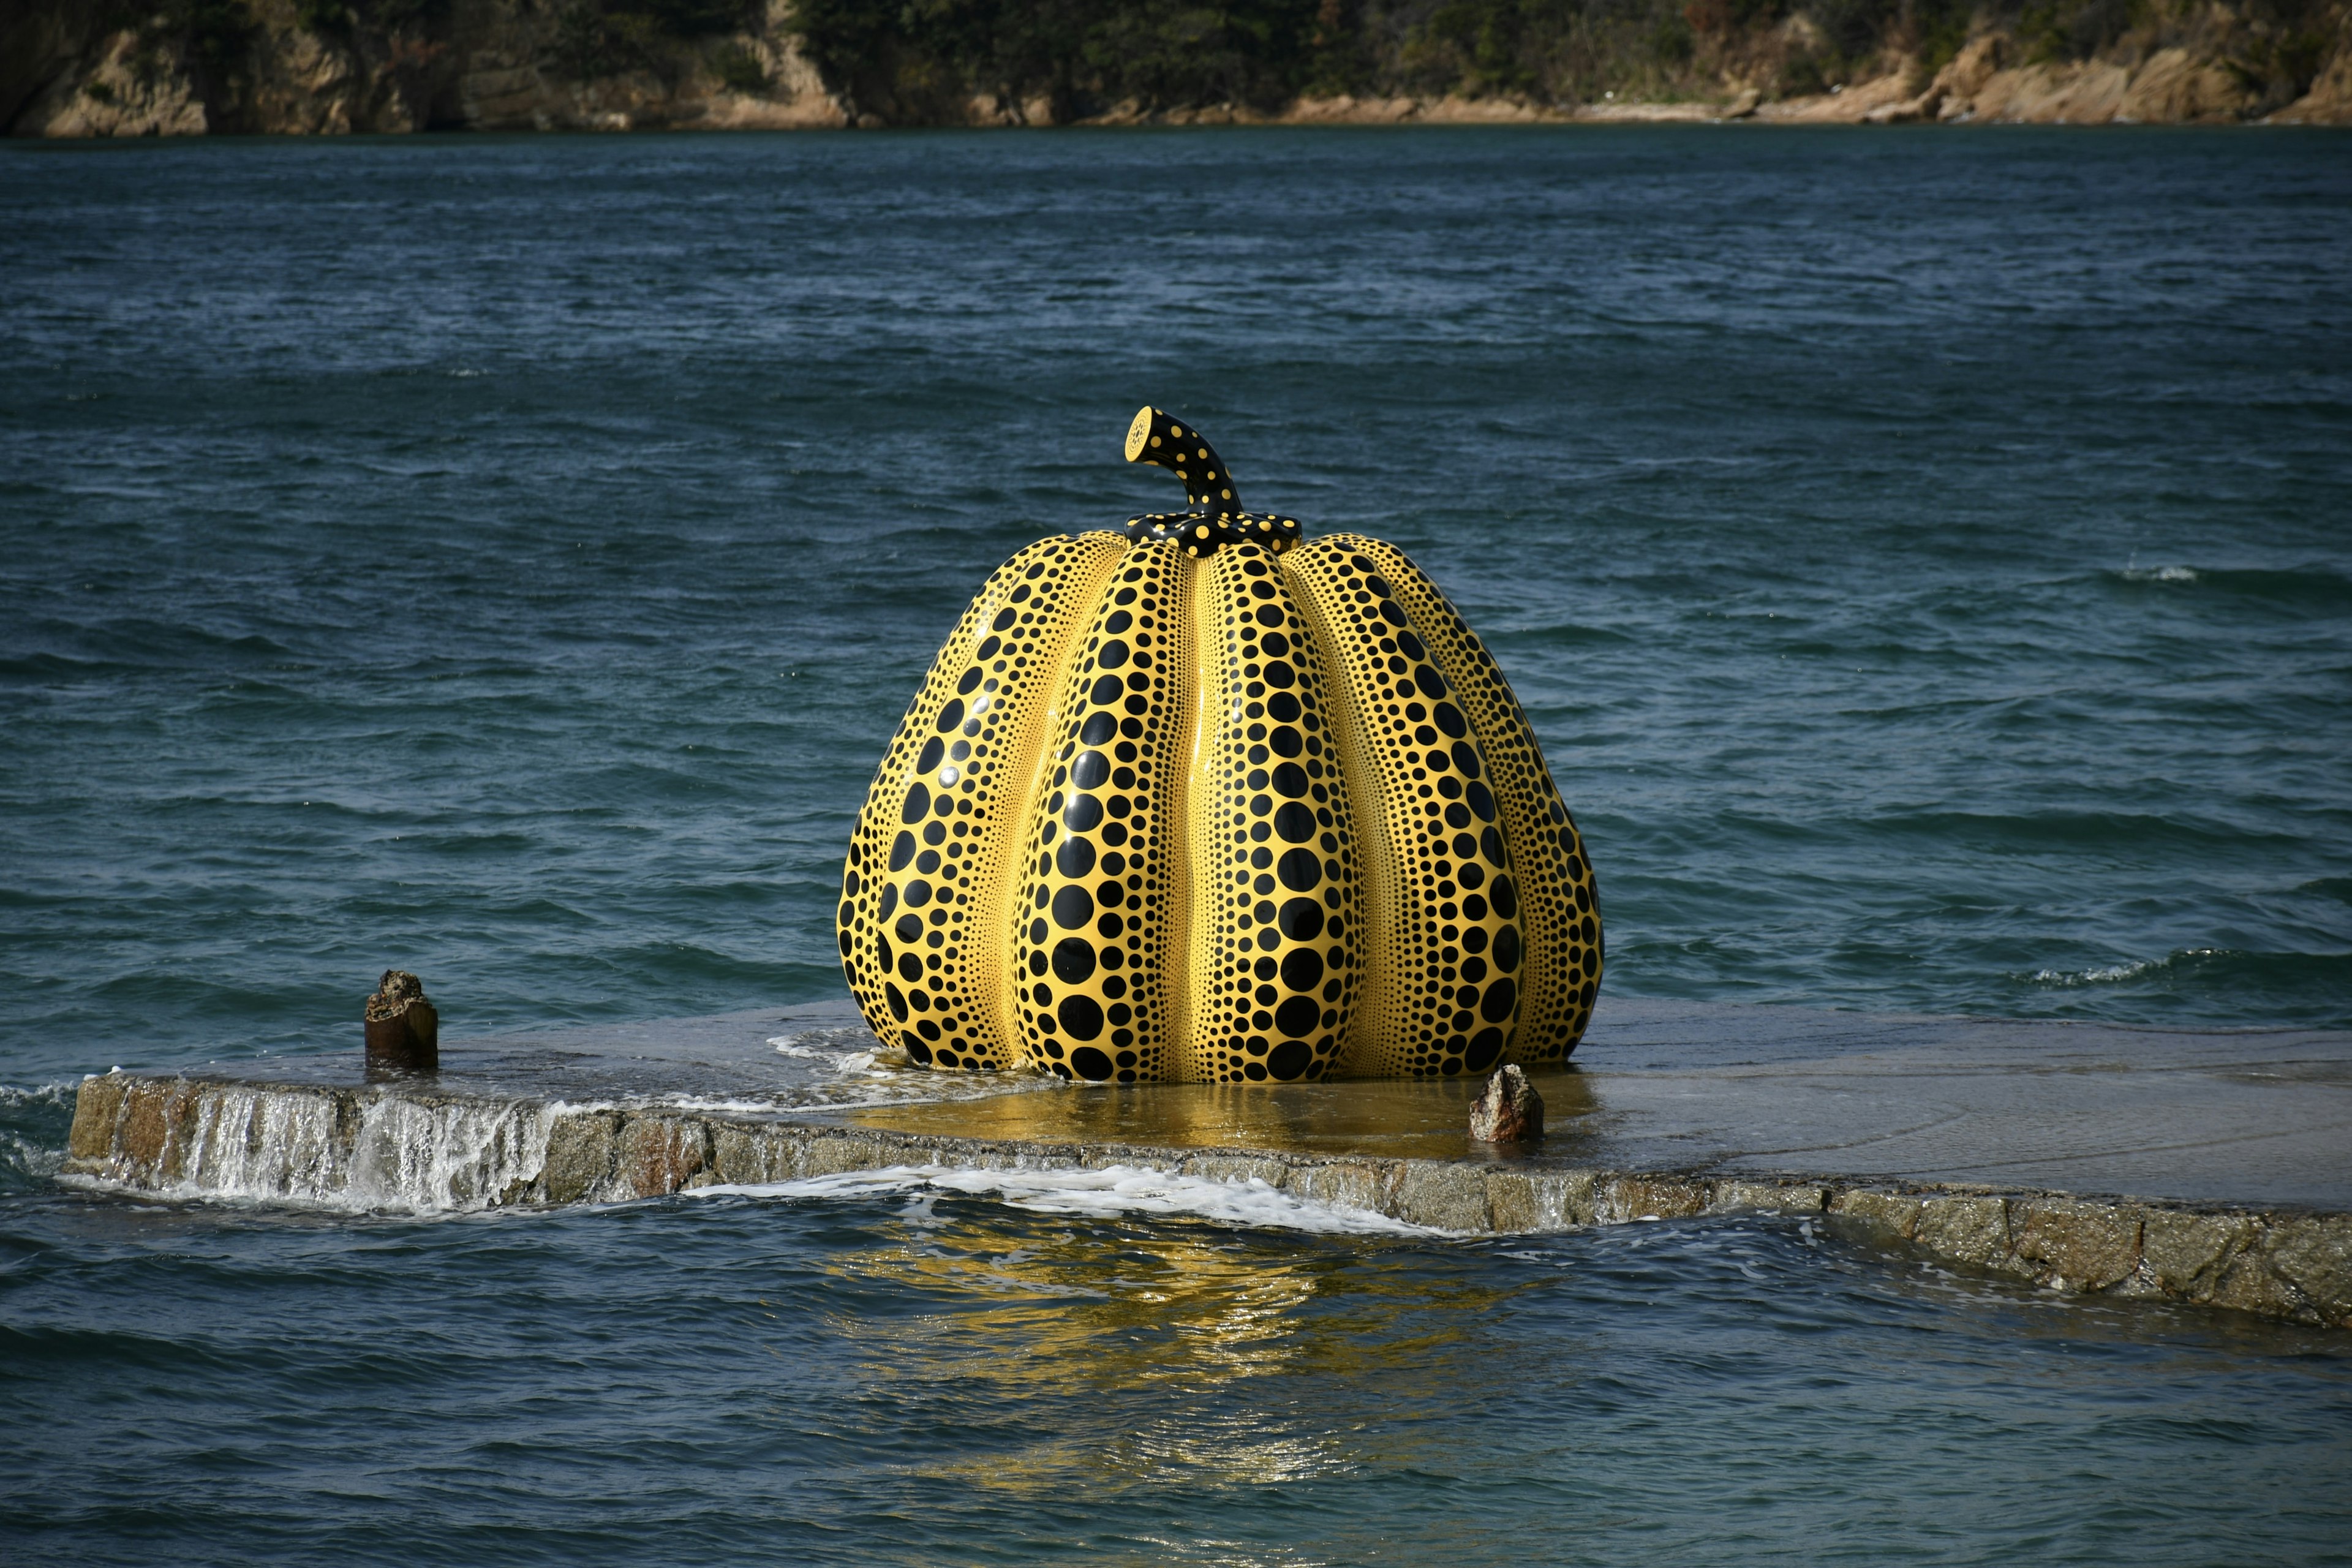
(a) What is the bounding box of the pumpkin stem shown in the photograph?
[1125,406,1240,516]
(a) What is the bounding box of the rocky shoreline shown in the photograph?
[7,0,2348,137]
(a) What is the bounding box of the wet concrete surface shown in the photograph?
[837,998,2352,1211]
[160,995,2352,1212]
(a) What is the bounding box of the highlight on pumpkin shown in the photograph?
[839,410,1601,1083]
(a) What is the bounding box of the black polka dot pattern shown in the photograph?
[1123,511,1303,559]
[839,532,1128,1071]
[1176,542,1361,1082]
[1281,541,1525,1078]
[1124,405,1240,513]
[1327,535,1603,1063]
[1009,541,1185,1083]
[839,412,1602,1082]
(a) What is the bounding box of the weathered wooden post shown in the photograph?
[364,970,439,1079]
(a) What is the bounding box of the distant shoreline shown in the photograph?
[9,0,2349,138]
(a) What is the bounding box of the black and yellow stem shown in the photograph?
[1126,405,1240,515]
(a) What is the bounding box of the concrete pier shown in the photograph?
[59,998,2352,1330]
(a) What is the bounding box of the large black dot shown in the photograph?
[1271,762,1310,798]
[1491,876,1519,920]
[1274,802,1316,843]
[1465,1028,1504,1071]
[1268,1040,1310,1080]
[1052,884,1096,930]
[1097,639,1129,669]
[884,982,908,1022]
[1281,947,1324,992]
[1266,692,1302,722]
[1268,726,1303,758]
[1071,751,1112,790]
[935,698,965,733]
[1080,711,1118,746]
[904,880,932,908]
[901,782,930,824]
[1450,741,1481,778]
[894,913,922,943]
[1056,837,1096,878]
[1479,976,1518,1024]
[1089,674,1123,706]
[889,832,916,872]
[878,884,899,919]
[1071,1046,1114,1080]
[1278,848,1322,892]
[1262,661,1296,689]
[1433,702,1467,739]
[916,737,944,772]
[1057,994,1106,1040]
[1278,898,1325,941]
[1493,925,1523,973]
[1413,664,1447,698]
[957,666,984,695]
[1065,793,1104,832]
[1275,995,1321,1037]
[1052,937,1097,984]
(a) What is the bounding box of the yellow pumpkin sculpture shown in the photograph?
[838,409,1601,1083]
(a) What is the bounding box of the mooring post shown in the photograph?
[364,970,439,1079]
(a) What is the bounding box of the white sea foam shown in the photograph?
[696,1163,1443,1237]
[0,1082,77,1184]
[64,1085,552,1216]
[2026,948,2223,987]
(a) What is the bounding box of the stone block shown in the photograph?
[1708,1179,1828,1218]
[1599,1175,1708,1224]
[2210,1237,2308,1322]
[1182,1154,1292,1189]
[2008,1199,2143,1291]
[1482,1170,1545,1232]
[2260,1216,2352,1327]
[2139,1209,2258,1300]
[542,1110,620,1204]
[1911,1195,2015,1272]
[1393,1160,1494,1232]
[1830,1188,1924,1239]
[67,1074,127,1162]
[1287,1161,1392,1215]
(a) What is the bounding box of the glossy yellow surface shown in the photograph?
[839,421,1600,1082]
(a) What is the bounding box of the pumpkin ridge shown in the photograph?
[1175,543,1361,1083]
[840,531,1126,1071]
[1282,539,1522,1079]
[1010,540,1187,1083]
[1323,536,1602,1064]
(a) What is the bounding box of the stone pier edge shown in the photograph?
[64,1072,2352,1330]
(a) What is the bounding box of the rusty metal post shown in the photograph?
[364,970,439,1079]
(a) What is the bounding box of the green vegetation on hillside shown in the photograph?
[784,0,2341,120]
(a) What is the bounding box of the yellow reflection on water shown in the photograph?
[804,1190,1534,1517]
[844,1069,1597,1160]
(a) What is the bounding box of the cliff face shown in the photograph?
[6,0,2348,134]
[3,0,845,135]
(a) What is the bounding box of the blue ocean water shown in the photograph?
[3,129,2351,1561]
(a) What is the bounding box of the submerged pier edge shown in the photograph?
[63,1070,2352,1330]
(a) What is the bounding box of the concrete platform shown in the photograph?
[59,997,2352,1329]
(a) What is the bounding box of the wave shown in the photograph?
[2018,946,2352,1016]
[0,1083,77,1193]
[695,1163,1442,1237]
[2106,561,2352,609]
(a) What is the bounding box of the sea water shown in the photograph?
[2,128,2348,1562]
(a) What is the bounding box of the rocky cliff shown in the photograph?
[6,0,2348,135]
